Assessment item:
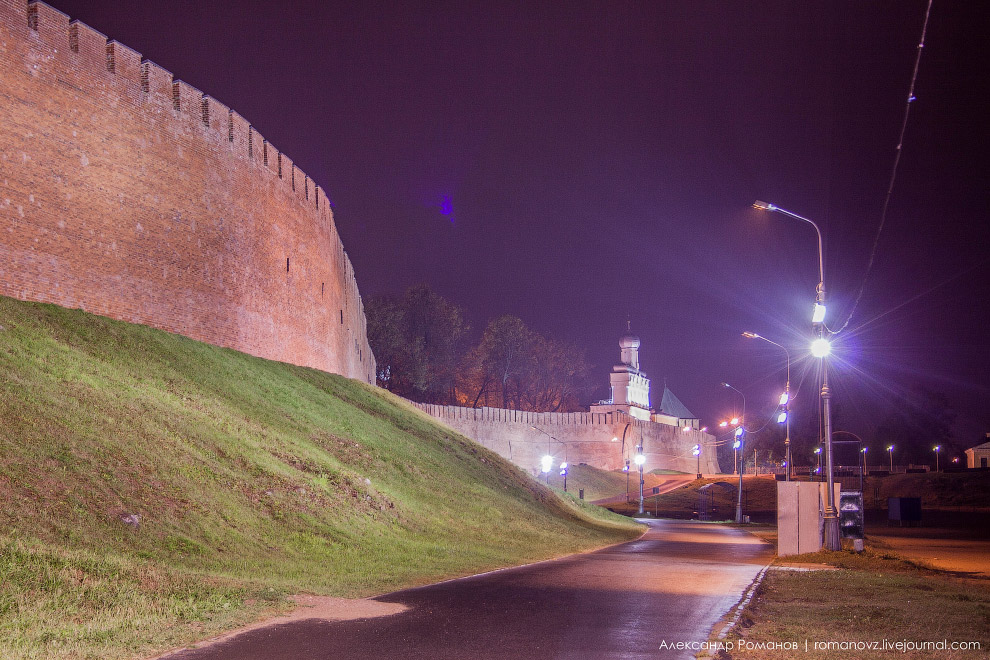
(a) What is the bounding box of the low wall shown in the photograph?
[413,404,721,477]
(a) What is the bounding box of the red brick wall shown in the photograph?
[0,1,375,383]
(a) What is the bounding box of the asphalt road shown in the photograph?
[166,520,772,660]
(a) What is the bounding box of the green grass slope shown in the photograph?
[0,296,640,659]
[542,463,689,502]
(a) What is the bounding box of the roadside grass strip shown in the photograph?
[717,549,990,659]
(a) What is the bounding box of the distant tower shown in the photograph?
[591,323,652,421]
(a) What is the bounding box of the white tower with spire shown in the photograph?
[591,324,652,420]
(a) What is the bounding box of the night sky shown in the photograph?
[48,1,989,452]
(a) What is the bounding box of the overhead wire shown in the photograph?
[831,0,934,335]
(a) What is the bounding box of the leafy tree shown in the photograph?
[365,284,469,403]
[473,315,536,409]
[368,290,592,412]
[458,316,591,412]
[522,336,591,412]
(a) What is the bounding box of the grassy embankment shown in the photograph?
[0,296,641,659]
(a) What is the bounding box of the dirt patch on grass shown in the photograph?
[155,594,408,658]
[867,534,990,579]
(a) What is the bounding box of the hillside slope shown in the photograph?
[0,296,640,659]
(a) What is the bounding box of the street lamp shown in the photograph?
[887,444,894,472]
[540,454,553,484]
[532,426,567,489]
[814,446,822,480]
[934,445,941,472]
[634,449,646,514]
[722,382,746,524]
[753,200,839,551]
[693,444,702,479]
[742,331,791,481]
[860,446,869,494]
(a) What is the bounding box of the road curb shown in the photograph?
[696,562,771,659]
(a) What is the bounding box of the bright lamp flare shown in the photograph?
[810,337,831,358]
[812,303,826,324]
[540,455,553,473]
[779,392,789,405]
[777,411,787,424]
[634,454,646,466]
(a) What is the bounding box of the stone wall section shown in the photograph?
[0,1,374,382]
[413,403,721,477]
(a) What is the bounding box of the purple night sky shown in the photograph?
[47,0,989,451]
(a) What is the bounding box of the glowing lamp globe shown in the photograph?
[810,338,831,358]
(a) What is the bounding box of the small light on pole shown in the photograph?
[860,446,869,493]
[743,331,792,481]
[693,444,702,479]
[887,444,894,472]
[540,454,553,484]
[634,450,646,514]
[934,445,941,472]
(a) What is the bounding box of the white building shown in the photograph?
[965,436,990,469]
[588,326,652,420]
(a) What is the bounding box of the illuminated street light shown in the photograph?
[887,444,894,472]
[532,425,567,487]
[730,416,740,426]
[934,445,941,472]
[753,199,839,551]
[634,448,646,514]
[743,331,792,480]
[861,446,869,493]
[722,382,746,523]
[540,454,553,476]
[693,444,702,479]
[810,337,831,358]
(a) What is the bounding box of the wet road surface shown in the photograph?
[166,519,772,659]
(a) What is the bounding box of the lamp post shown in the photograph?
[742,331,791,481]
[619,422,632,501]
[532,426,567,489]
[860,446,868,495]
[934,445,941,472]
[887,444,894,472]
[693,444,702,479]
[634,447,646,514]
[722,382,746,524]
[814,447,822,480]
[753,200,840,551]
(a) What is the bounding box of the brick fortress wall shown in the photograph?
[0,1,375,383]
[412,403,721,477]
